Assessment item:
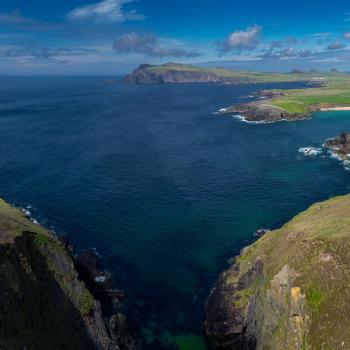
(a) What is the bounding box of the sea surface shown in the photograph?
[1,77,350,349]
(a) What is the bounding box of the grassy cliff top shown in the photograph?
[0,198,49,243]
[230,194,350,348]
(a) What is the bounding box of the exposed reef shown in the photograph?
[205,194,350,349]
[0,199,137,350]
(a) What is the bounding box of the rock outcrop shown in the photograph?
[324,132,350,159]
[219,102,309,123]
[0,199,137,350]
[205,194,350,349]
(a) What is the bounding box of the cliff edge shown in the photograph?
[205,194,350,349]
[0,199,137,350]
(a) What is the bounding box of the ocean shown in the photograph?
[1,76,350,349]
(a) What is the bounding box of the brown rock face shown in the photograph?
[325,132,350,159]
[204,259,263,350]
[205,259,309,350]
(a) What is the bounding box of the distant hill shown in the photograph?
[124,62,312,84]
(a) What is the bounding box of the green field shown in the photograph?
[269,73,350,113]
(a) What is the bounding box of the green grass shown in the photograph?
[267,73,350,113]
[224,194,350,349]
[272,100,309,114]
[307,287,325,311]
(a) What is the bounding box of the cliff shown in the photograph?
[124,63,310,85]
[0,199,137,350]
[205,194,350,349]
[124,63,224,84]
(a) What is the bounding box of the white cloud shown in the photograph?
[216,25,262,55]
[67,0,144,22]
[113,32,201,58]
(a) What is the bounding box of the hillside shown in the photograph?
[205,194,350,349]
[0,199,136,350]
[124,63,311,84]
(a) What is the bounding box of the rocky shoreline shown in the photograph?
[218,101,310,123]
[324,132,350,160]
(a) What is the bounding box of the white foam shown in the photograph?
[298,147,322,156]
[328,150,343,161]
[21,208,31,217]
[232,114,274,124]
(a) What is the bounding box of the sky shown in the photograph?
[2,0,350,74]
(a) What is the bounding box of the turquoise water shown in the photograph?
[0,77,350,349]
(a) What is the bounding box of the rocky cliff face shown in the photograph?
[124,64,224,84]
[325,132,350,159]
[0,199,137,350]
[205,194,350,349]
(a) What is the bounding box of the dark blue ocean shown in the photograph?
[1,77,350,349]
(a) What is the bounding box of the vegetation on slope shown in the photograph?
[142,62,312,83]
[268,73,350,113]
[206,194,350,349]
[0,198,129,350]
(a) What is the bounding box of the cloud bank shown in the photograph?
[113,33,201,58]
[67,0,144,22]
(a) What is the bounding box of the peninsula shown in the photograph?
[125,63,350,123]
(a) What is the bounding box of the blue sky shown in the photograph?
[1,0,350,74]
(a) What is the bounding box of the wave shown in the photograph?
[20,205,40,225]
[232,114,275,124]
[298,147,323,156]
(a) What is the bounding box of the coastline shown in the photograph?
[320,106,350,111]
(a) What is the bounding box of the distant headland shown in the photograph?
[124,62,314,85]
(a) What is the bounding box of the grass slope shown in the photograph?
[269,74,350,113]
[234,194,350,349]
